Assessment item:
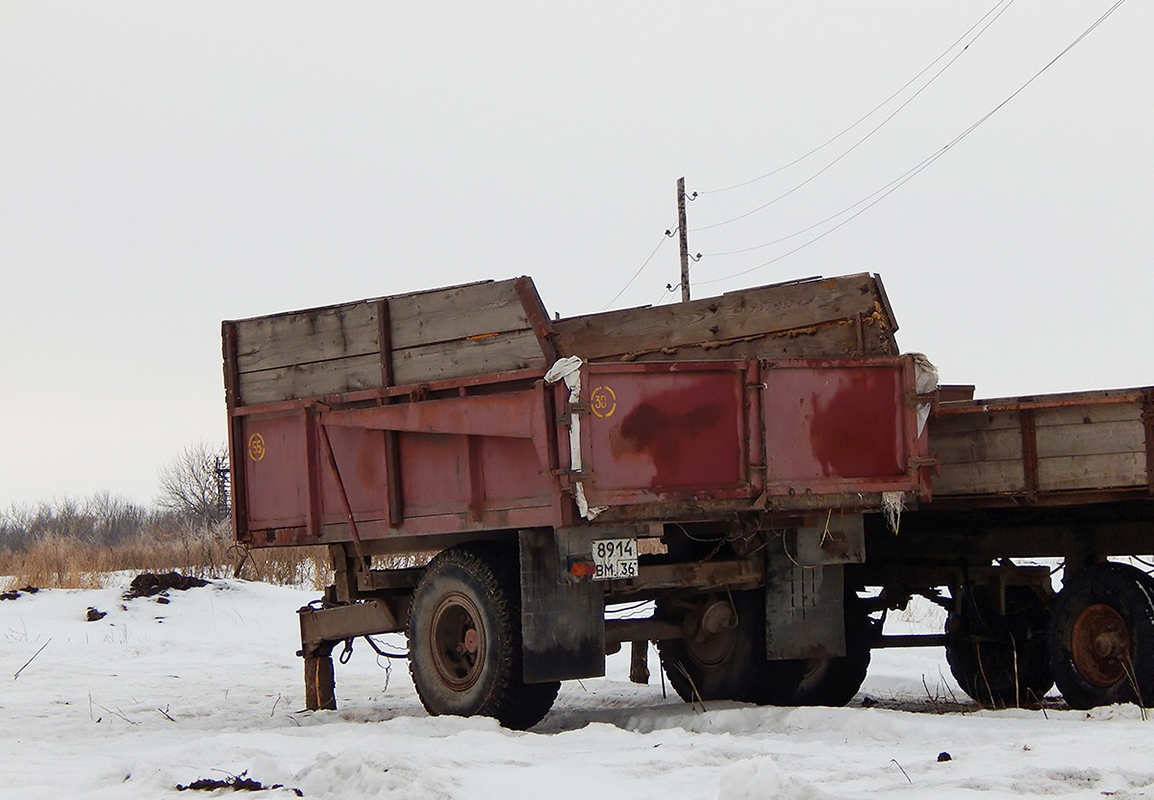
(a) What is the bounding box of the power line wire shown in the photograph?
[696,154,941,286]
[699,0,1015,196]
[652,283,677,308]
[697,0,1129,286]
[691,0,1017,233]
[598,232,673,312]
[702,188,887,259]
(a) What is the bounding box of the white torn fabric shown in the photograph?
[908,353,939,437]
[573,483,606,521]
[543,355,583,387]
[545,356,608,520]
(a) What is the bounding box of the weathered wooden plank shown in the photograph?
[946,388,1145,410]
[607,319,892,362]
[931,410,1023,434]
[1035,419,1146,459]
[236,302,379,374]
[933,428,1023,464]
[555,275,882,358]
[553,274,896,360]
[1034,403,1143,428]
[931,394,1150,497]
[238,354,383,406]
[234,278,544,373]
[1036,453,1147,492]
[388,278,534,350]
[231,278,554,401]
[938,385,976,402]
[392,329,547,385]
[934,460,1027,496]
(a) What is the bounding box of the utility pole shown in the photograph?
[677,177,690,302]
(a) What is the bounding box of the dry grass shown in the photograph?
[0,526,334,591]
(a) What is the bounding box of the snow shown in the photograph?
[3,577,1153,799]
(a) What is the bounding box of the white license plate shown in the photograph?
[591,538,638,581]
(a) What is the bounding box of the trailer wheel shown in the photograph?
[407,543,559,730]
[656,590,806,705]
[945,584,1053,707]
[784,594,874,707]
[1049,562,1154,710]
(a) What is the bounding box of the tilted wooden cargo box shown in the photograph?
[223,272,898,407]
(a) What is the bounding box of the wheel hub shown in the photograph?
[684,598,739,670]
[700,599,737,635]
[430,592,485,691]
[1071,603,1132,687]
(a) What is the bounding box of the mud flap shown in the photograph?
[519,527,605,683]
[765,557,846,660]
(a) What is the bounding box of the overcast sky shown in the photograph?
[2,1,1150,507]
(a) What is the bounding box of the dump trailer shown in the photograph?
[223,273,1154,727]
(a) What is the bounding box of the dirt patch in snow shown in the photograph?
[124,572,210,600]
[176,772,302,796]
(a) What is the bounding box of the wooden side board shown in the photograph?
[237,354,384,407]
[236,301,379,374]
[230,278,552,406]
[227,272,901,406]
[553,273,898,361]
[391,329,546,386]
[388,279,535,350]
[930,390,1152,499]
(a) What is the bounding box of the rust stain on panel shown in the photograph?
[808,372,901,478]
[610,385,732,488]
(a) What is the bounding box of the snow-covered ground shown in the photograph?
[3,576,1152,800]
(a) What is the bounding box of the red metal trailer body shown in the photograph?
[223,273,940,727]
[228,356,931,552]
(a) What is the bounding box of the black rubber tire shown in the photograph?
[1049,562,1154,710]
[656,590,807,705]
[945,584,1054,707]
[407,543,560,730]
[785,594,874,707]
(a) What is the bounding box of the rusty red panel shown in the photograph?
[397,431,470,517]
[236,378,566,545]
[580,362,752,505]
[241,412,309,529]
[325,390,545,439]
[478,436,556,508]
[234,355,927,546]
[317,424,390,523]
[762,359,916,492]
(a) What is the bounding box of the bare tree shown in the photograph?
[156,442,230,527]
[88,492,151,544]
[0,494,154,550]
